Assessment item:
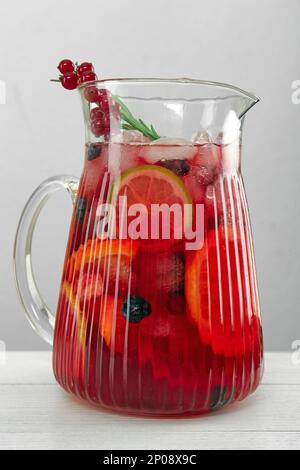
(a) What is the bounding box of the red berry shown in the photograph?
[98,98,110,113]
[79,71,97,84]
[96,90,110,113]
[91,114,110,137]
[77,62,94,76]
[91,119,105,136]
[84,85,100,103]
[90,107,103,121]
[97,88,110,100]
[61,72,78,90]
[58,59,75,74]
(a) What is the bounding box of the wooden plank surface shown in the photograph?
[0,352,299,450]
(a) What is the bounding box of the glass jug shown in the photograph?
[14,79,263,416]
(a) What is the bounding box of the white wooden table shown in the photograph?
[0,352,299,450]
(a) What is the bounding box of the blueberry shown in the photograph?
[210,386,229,410]
[87,144,101,160]
[122,295,151,323]
[75,198,87,224]
[160,159,190,176]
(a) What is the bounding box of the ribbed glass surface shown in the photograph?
[53,141,263,416]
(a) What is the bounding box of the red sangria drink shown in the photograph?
[53,137,263,414]
[14,72,263,416]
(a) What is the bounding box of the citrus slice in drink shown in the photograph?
[185,225,250,356]
[109,165,193,252]
[66,238,139,296]
[61,283,128,354]
[62,238,140,357]
[62,281,87,348]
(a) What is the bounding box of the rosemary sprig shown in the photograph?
[113,95,160,141]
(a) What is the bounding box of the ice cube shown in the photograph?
[188,144,222,185]
[139,137,197,163]
[111,129,150,143]
[108,142,140,178]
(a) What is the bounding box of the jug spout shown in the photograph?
[229,85,260,118]
[173,78,259,117]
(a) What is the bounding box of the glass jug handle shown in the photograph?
[13,175,80,345]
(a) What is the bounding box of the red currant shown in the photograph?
[79,71,97,84]
[84,85,100,103]
[77,62,94,76]
[91,114,110,136]
[91,119,105,137]
[58,59,75,74]
[90,107,103,121]
[96,90,110,113]
[99,98,109,113]
[61,72,78,90]
[97,88,110,99]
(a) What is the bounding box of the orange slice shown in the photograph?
[185,238,212,347]
[109,165,193,251]
[185,225,247,356]
[62,281,87,348]
[63,238,140,354]
[66,238,139,282]
[62,282,125,353]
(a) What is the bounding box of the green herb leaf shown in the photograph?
[113,95,160,141]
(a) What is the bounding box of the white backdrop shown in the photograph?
[0,0,299,350]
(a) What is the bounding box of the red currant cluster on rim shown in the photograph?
[56,59,121,137]
[57,59,97,90]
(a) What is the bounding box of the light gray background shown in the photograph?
[0,0,299,351]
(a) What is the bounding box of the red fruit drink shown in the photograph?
[53,140,263,415]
